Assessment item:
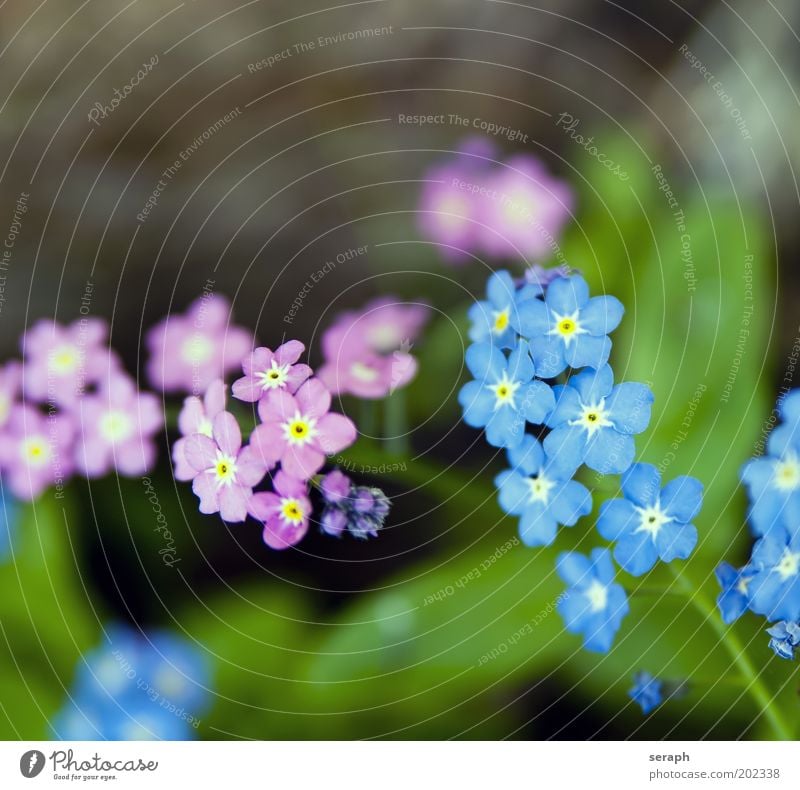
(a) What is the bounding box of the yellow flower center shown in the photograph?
[21,437,49,467]
[213,453,237,485]
[635,503,672,538]
[49,344,80,375]
[549,311,584,347]
[773,453,800,492]
[571,402,612,436]
[493,309,510,334]
[100,411,134,443]
[488,372,520,410]
[258,361,289,390]
[283,413,317,446]
[280,498,305,525]
[181,334,214,365]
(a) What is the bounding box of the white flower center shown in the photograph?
[48,344,81,375]
[570,400,612,437]
[280,497,305,525]
[197,417,213,438]
[258,360,290,390]
[0,393,9,426]
[487,371,520,410]
[213,451,238,487]
[527,473,556,504]
[181,334,214,365]
[634,502,672,539]
[350,361,379,383]
[585,580,608,612]
[775,548,800,581]
[21,437,50,468]
[773,452,800,492]
[368,324,402,353]
[100,410,135,443]
[436,195,470,229]
[549,311,585,347]
[282,411,318,446]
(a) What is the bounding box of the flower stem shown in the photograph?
[667,564,792,740]
[383,388,410,456]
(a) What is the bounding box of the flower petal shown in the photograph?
[316,413,357,455]
[546,275,589,314]
[295,378,332,419]
[606,383,653,434]
[274,340,305,366]
[184,434,218,472]
[218,485,250,523]
[212,411,242,456]
[580,295,624,335]
[465,342,505,381]
[660,476,703,523]
[621,463,661,507]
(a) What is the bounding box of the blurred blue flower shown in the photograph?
[628,671,663,714]
[715,562,756,623]
[458,340,554,448]
[766,621,800,660]
[544,365,653,476]
[597,463,702,576]
[0,483,18,562]
[495,435,591,546]
[53,625,211,740]
[511,274,623,378]
[556,548,629,653]
[747,529,800,622]
[468,270,541,349]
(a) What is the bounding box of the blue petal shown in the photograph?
[779,390,800,427]
[614,532,658,576]
[543,424,587,477]
[507,340,534,382]
[717,587,748,624]
[512,297,550,339]
[487,270,516,309]
[660,476,703,522]
[528,334,567,378]
[655,521,697,562]
[766,424,800,457]
[584,429,635,475]
[606,383,654,434]
[597,498,638,540]
[558,591,593,632]
[569,364,614,403]
[485,407,524,448]
[590,547,616,583]
[519,505,558,546]
[550,480,592,526]
[506,434,544,475]
[495,470,531,515]
[467,301,492,344]
[750,534,787,568]
[465,342,506,380]
[546,275,589,314]
[564,334,611,370]
[741,457,774,493]
[458,381,494,427]
[556,551,592,586]
[545,385,582,427]
[519,380,555,424]
[622,463,661,507]
[580,295,624,335]
[582,612,617,653]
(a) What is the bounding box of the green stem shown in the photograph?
[667,564,792,740]
[359,400,379,439]
[383,388,409,455]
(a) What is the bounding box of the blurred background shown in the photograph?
[1,0,800,740]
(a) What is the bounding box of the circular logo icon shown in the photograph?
[19,750,45,778]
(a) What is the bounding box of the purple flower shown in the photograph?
[146,294,251,394]
[21,319,119,407]
[319,470,390,539]
[75,373,163,478]
[250,379,357,479]
[0,404,74,500]
[321,469,351,505]
[317,298,429,399]
[232,341,312,402]
[478,154,573,261]
[184,411,268,522]
[248,471,312,550]
[172,379,227,482]
[0,361,22,431]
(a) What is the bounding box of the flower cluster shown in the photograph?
[317,298,429,399]
[52,625,211,740]
[628,671,663,715]
[319,469,391,539]
[718,390,800,656]
[418,138,573,264]
[460,269,704,654]
[0,320,163,500]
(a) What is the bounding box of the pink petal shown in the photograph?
[282,444,325,480]
[178,396,205,436]
[257,389,296,423]
[192,472,220,514]
[242,347,272,377]
[76,436,111,478]
[136,393,164,435]
[231,376,262,403]
[218,484,250,523]
[262,516,308,550]
[249,423,286,469]
[236,445,268,486]
[247,491,281,521]
[115,439,156,476]
[204,379,227,416]
[274,469,309,499]
[315,413,357,455]
[273,340,305,366]
[185,434,218,472]
[212,411,242,456]
[172,438,195,481]
[294,378,331,419]
[285,364,313,394]
[388,352,418,392]
[315,363,342,395]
